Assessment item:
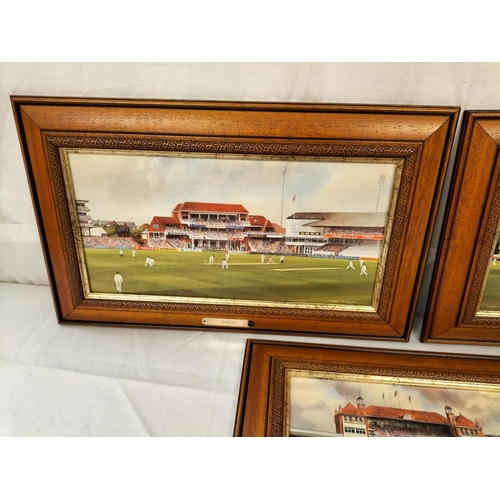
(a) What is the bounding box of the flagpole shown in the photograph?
[280,166,287,227]
[375,174,386,212]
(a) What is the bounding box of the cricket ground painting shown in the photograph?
[62,150,399,311]
[477,219,500,315]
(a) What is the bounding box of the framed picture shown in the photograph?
[234,339,500,436]
[423,111,500,344]
[12,97,458,339]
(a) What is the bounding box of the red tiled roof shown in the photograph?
[341,403,365,416]
[248,215,267,227]
[365,406,449,424]
[148,215,180,230]
[173,202,249,213]
[270,222,285,233]
[248,215,285,233]
[455,415,478,428]
[341,403,449,425]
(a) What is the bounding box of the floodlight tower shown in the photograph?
[280,165,287,226]
[375,174,386,212]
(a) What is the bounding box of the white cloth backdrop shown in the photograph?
[2,62,500,436]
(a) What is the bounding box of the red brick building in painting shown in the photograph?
[145,201,284,252]
[333,396,485,437]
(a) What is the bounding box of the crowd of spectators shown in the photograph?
[324,227,384,238]
[274,244,295,255]
[148,238,187,249]
[188,229,240,239]
[248,240,280,253]
[82,236,139,249]
[314,243,350,255]
[180,218,243,228]
[164,229,188,236]
[367,421,450,437]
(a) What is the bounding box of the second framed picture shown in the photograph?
[12,97,458,339]
[423,111,500,344]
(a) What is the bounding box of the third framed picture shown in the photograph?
[234,340,500,436]
[423,111,500,344]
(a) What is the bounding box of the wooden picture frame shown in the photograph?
[423,111,500,344]
[234,339,500,436]
[12,97,458,339]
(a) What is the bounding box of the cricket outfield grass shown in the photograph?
[480,264,500,311]
[83,249,379,306]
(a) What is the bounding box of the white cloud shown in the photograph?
[68,153,397,227]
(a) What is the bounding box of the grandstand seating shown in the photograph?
[325,227,384,238]
[367,422,450,437]
[148,238,187,249]
[248,239,281,253]
[82,236,139,249]
[147,206,386,258]
[314,243,350,255]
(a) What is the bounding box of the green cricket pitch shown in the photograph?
[83,249,379,306]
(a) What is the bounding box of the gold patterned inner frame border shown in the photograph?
[463,154,500,324]
[46,135,416,320]
[278,363,500,437]
[61,149,401,312]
